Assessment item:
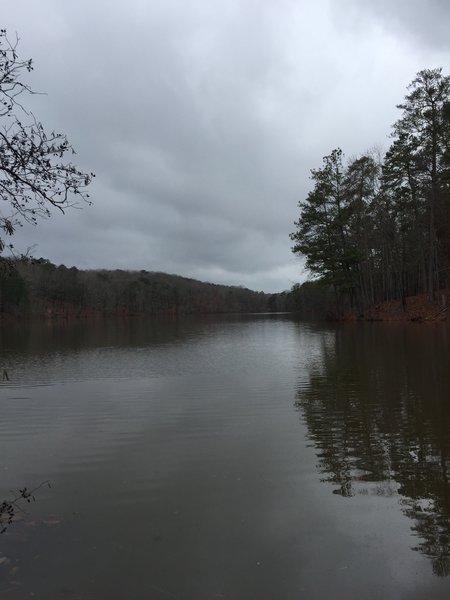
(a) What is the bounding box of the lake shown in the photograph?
[1,315,450,599]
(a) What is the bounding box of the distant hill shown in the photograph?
[0,258,288,318]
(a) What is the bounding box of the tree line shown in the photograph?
[290,69,450,315]
[0,257,287,317]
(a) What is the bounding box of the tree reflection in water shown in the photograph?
[295,323,450,576]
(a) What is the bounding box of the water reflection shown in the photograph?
[0,313,292,357]
[295,323,450,577]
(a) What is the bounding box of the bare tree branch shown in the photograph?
[0,28,94,256]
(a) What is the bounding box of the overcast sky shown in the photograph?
[3,0,450,292]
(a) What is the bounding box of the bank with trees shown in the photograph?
[0,257,284,317]
[290,68,450,318]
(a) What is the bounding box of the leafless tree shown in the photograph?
[0,28,94,255]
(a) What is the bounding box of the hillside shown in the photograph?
[0,258,287,318]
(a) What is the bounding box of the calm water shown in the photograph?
[1,316,450,599]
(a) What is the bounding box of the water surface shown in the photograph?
[1,317,450,599]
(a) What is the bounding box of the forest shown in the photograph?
[0,257,287,317]
[290,68,450,317]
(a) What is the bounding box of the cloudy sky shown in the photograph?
[3,0,450,292]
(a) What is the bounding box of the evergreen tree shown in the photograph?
[290,149,360,309]
[388,68,450,297]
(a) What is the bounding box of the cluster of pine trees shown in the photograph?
[290,69,450,313]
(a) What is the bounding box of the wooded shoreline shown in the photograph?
[1,257,448,322]
[0,257,288,318]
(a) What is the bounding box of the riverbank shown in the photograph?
[349,291,449,322]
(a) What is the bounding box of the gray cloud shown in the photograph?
[3,0,450,292]
[339,0,450,51]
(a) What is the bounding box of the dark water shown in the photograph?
[1,316,450,599]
